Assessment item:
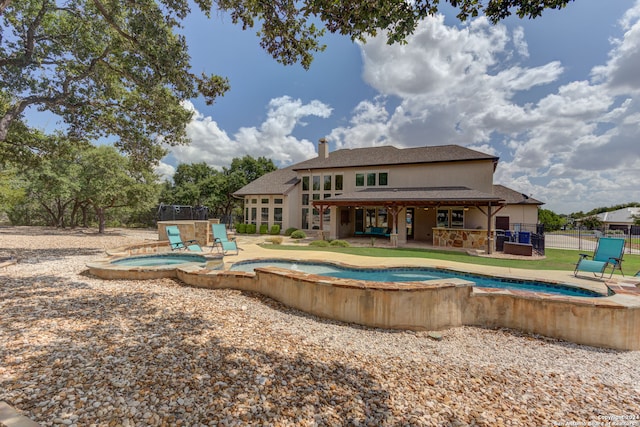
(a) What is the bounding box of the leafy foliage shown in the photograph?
[159,156,276,221]
[6,142,160,232]
[284,227,298,236]
[537,208,564,232]
[290,230,306,239]
[2,0,576,164]
[580,216,602,231]
[269,224,281,235]
[0,0,230,162]
[0,166,25,212]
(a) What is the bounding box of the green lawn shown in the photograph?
[262,245,640,276]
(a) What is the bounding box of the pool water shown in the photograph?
[112,253,207,267]
[230,260,605,298]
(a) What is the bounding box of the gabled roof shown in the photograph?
[596,207,640,224]
[493,185,544,206]
[233,166,299,197]
[292,144,498,170]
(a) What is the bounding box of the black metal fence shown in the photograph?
[156,204,209,221]
[496,223,545,256]
[545,229,640,254]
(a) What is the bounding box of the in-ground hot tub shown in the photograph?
[111,253,209,267]
[87,247,224,280]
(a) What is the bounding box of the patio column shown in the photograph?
[477,203,506,255]
[385,204,403,248]
[314,202,330,240]
[486,203,492,254]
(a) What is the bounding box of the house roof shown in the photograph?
[492,185,544,206]
[233,166,299,197]
[232,145,544,208]
[596,207,640,224]
[315,187,504,207]
[291,144,498,170]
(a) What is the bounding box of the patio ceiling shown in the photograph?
[312,186,505,208]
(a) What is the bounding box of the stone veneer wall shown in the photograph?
[433,228,491,250]
[157,219,220,247]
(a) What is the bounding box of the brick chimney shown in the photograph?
[318,138,329,159]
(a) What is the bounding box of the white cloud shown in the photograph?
[160,97,332,179]
[327,10,640,213]
[161,5,640,214]
[154,162,176,182]
[512,27,529,58]
[591,1,640,93]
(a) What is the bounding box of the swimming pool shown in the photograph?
[230,259,606,298]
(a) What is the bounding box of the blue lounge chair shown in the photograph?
[574,237,625,279]
[211,223,239,255]
[166,225,202,252]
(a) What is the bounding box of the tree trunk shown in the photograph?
[82,205,89,227]
[57,199,66,228]
[69,201,80,228]
[96,207,106,233]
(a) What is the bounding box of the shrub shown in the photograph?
[236,223,246,233]
[259,224,268,234]
[265,236,283,245]
[309,239,329,247]
[290,230,306,239]
[246,224,257,234]
[284,227,298,236]
[269,224,281,235]
[329,239,350,247]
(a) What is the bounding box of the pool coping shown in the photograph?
[86,242,224,280]
[228,257,611,298]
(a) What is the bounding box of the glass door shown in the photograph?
[406,208,414,240]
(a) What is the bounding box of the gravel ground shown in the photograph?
[1,226,639,427]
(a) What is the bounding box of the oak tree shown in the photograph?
[1,0,575,163]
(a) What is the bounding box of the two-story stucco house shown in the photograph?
[234,141,542,251]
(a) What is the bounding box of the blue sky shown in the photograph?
[25,0,640,214]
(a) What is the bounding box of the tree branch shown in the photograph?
[91,0,138,45]
[0,0,11,16]
[0,0,49,67]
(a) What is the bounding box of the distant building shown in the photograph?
[596,207,640,234]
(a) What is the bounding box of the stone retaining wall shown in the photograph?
[176,267,640,351]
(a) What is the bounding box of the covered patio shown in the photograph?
[312,186,506,253]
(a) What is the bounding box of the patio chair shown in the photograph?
[574,237,625,279]
[165,225,202,252]
[211,223,239,255]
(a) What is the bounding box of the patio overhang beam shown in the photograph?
[313,199,504,208]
